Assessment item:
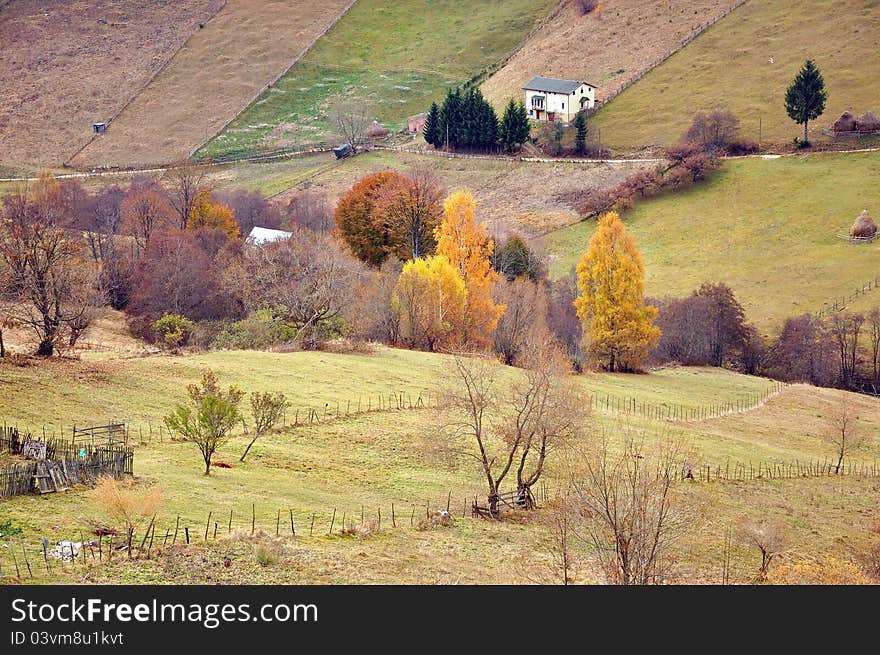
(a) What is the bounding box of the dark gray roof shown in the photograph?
[522,76,590,94]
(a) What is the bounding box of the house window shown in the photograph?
[562,103,565,109]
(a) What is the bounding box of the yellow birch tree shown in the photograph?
[574,211,660,371]
[393,254,467,351]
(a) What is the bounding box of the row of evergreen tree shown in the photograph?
[423,88,531,152]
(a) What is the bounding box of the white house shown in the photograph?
[247,226,292,246]
[522,76,596,123]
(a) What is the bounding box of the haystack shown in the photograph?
[832,111,856,133]
[365,120,388,139]
[850,209,878,238]
[856,111,880,134]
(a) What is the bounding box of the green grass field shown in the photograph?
[546,151,880,332]
[1,347,878,584]
[199,0,557,158]
[589,0,880,150]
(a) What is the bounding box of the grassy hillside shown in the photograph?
[482,0,739,107]
[70,0,353,168]
[0,0,222,167]
[200,0,558,159]
[546,151,880,331]
[589,0,880,150]
[1,348,878,584]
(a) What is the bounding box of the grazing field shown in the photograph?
[270,149,652,234]
[69,0,354,168]
[0,347,878,584]
[589,0,880,150]
[0,0,223,167]
[200,0,559,159]
[546,151,880,332]
[482,0,740,108]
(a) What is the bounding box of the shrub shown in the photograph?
[255,545,281,566]
[153,313,195,349]
[682,109,740,152]
[93,476,164,538]
[211,309,297,351]
[725,140,760,156]
[0,517,23,538]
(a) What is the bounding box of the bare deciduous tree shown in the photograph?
[165,161,208,230]
[739,519,785,579]
[374,168,444,261]
[332,100,372,152]
[229,227,363,346]
[0,182,102,356]
[493,278,548,365]
[568,435,692,584]
[441,345,583,516]
[828,399,864,474]
[868,308,880,384]
[830,312,864,389]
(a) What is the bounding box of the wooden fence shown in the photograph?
[588,381,786,422]
[0,428,134,498]
[816,275,880,319]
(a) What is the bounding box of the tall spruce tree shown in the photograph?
[574,111,588,155]
[784,59,827,145]
[438,88,463,149]
[499,99,530,152]
[423,102,440,147]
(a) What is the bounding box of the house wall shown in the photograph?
[525,83,596,123]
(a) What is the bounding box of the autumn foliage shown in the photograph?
[187,189,239,238]
[334,171,403,266]
[393,254,466,351]
[435,191,504,349]
[575,212,660,371]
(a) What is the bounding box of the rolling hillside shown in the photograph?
[200,0,559,159]
[481,0,741,108]
[69,0,354,168]
[1,347,877,584]
[546,151,880,331]
[0,0,223,167]
[589,0,880,149]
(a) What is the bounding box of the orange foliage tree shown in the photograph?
[435,191,504,349]
[187,189,239,238]
[575,211,660,371]
[334,171,403,267]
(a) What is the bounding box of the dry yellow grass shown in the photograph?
[0,0,222,167]
[482,0,741,109]
[70,0,353,168]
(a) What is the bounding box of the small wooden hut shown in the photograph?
[850,209,878,238]
[365,121,388,140]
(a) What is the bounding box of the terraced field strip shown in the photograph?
[70,0,354,168]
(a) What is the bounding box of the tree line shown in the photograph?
[423,88,531,152]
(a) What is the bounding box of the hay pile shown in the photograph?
[832,111,856,133]
[856,111,880,133]
[365,121,389,139]
[850,209,878,238]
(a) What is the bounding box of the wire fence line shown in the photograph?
[4,451,879,580]
[588,380,786,422]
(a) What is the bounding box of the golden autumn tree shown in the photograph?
[574,212,660,372]
[435,191,504,349]
[187,189,239,238]
[392,254,467,351]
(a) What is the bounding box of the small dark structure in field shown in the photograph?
[832,111,856,134]
[93,122,107,134]
[850,209,878,239]
[333,142,353,159]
